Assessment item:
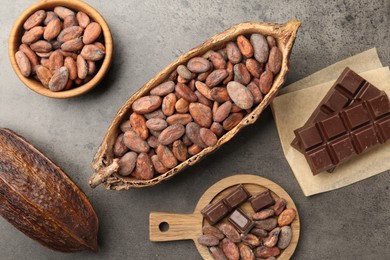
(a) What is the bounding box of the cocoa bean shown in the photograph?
[212,101,219,116]
[175,98,189,113]
[172,140,188,162]
[226,42,242,64]
[158,124,185,145]
[250,228,268,238]
[218,223,241,243]
[188,144,202,155]
[254,246,280,258]
[188,79,196,91]
[223,112,243,131]
[48,66,69,92]
[209,51,226,69]
[118,151,137,176]
[54,6,75,20]
[187,57,211,73]
[266,35,277,48]
[195,81,213,100]
[195,90,213,107]
[273,198,287,216]
[113,133,128,157]
[144,109,166,119]
[150,81,175,96]
[277,226,292,249]
[210,87,231,103]
[250,34,269,63]
[162,93,177,116]
[239,244,255,260]
[36,51,52,58]
[146,118,168,131]
[223,61,234,84]
[61,37,84,52]
[210,122,224,137]
[210,246,228,260]
[186,122,207,148]
[166,114,193,125]
[278,208,296,226]
[22,26,44,44]
[177,74,188,83]
[151,155,168,174]
[19,44,39,69]
[156,145,178,169]
[197,68,212,82]
[218,48,228,60]
[40,58,49,69]
[132,96,162,114]
[189,102,212,128]
[63,15,78,28]
[252,209,274,220]
[64,56,77,80]
[198,234,220,246]
[221,238,239,260]
[49,50,64,73]
[76,55,88,80]
[35,65,52,87]
[233,63,251,85]
[175,83,197,102]
[206,69,228,87]
[237,35,254,58]
[247,81,263,105]
[76,11,90,28]
[23,10,46,30]
[254,218,277,231]
[15,51,31,77]
[147,136,159,149]
[151,129,162,137]
[268,47,282,74]
[57,26,83,43]
[176,65,192,80]
[168,70,178,81]
[120,120,132,132]
[44,11,58,25]
[263,227,280,248]
[182,134,192,146]
[30,40,52,53]
[241,234,260,248]
[123,129,150,153]
[87,61,96,75]
[130,113,149,140]
[60,50,77,59]
[227,81,254,109]
[81,44,105,61]
[200,128,218,147]
[135,153,154,180]
[83,22,102,44]
[245,58,263,78]
[202,225,225,240]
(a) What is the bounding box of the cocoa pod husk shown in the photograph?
[0,128,98,252]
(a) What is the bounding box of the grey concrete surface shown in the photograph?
[0,0,389,259]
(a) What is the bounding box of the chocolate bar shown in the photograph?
[295,92,390,175]
[228,208,254,234]
[201,184,250,225]
[249,189,275,212]
[292,67,382,152]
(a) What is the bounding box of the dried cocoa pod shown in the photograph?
[210,246,228,260]
[83,22,102,44]
[221,238,240,260]
[239,244,255,260]
[202,225,225,240]
[81,44,105,61]
[187,57,211,73]
[273,198,287,215]
[0,128,98,252]
[113,133,128,157]
[233,63,251,85]
[156,145,178,169]
[118,151,137,176]
[254,246,280,258]
[132,96,162,114]
[223,112,244,131]
[22,26,44,44]
[218,223,241,243]
[150,81,175,96]
[277,226,292,249]
[210,87,231,103]
[197,234,220,246]
[250,34,269,63]
[130,113,149,140]
[23,10,46,30]
[278,208,296,226]
[241,234,260,248]
[189,103,212,128]
[237,35,254,58]
[226,42,242,64]
[15,51,31,77]
[54,6,75,19]
[259,70,274,95]
[166,114,193,125]
[172,140,188,162]
[200,128,218,147]
[146,118,168,131]
[158,124,185,145]
[254,218,277,231]
[252,209,274,220]
[135,153,154,180]
[76,11,90,28]
[123,129,150,153]
[162,93,177,116]
[263,227,280,247]
[151,155,168,174]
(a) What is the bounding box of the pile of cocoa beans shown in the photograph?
[198,198,296,260]
[114,33,282,179]
[15,7,105,92]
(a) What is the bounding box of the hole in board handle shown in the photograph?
[159,222,169,232]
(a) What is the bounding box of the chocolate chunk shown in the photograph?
[295,92,390,175]
[201,200,230,225]
[223,184,251,209]
[249,189,275,212]
[228,208,254,234]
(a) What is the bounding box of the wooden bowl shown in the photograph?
[8,0,113,99]
[89,20,301,190]
[150,175,300,259]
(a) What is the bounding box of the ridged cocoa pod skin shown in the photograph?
[0,128,98,252]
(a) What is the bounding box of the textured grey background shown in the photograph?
[0,0,389,259]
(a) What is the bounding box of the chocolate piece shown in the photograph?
[295,92,390,175]
[201,200,230,225]
[249,189,275,212]
[292,67,382,152]
[223,184,251,209]
[228,208,255,234]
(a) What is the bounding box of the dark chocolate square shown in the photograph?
[352,126,380,153]
[329,136,356,163]
[249,189,275,212]
[342,104,370,130]
[366,93,390,119]
[376,117,390,142]
[319,114,346,139]
[306,145,334,175]
[323,90,349,112]
[223,184,250,209]
[228,208,254,234]
[355,82,382,101]
[201,200,229,225]
[295,125,323,151]
[337,69,365,97]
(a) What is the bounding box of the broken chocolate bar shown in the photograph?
[249,189,275,212]
[228,208,254,234]
[222,184,251,209]
[295,92,390,175]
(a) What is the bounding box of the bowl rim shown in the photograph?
[8,0,113,99]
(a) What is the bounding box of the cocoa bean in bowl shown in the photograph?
[9,0,113,98]
[90,20,301,190]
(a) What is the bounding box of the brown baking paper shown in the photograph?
[271,63,390,196]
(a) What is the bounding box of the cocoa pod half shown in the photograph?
[0,128,98,252]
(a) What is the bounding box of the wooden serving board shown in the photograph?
[150,175,300,259]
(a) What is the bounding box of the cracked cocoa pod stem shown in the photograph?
[0,128,98,252]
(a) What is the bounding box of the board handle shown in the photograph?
[149,212,203,242]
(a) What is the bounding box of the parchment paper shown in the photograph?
[271,65,390,196]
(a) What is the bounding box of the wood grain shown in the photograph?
[8,0,113,98]
[150,174,300,260]
[90,20,301,190]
